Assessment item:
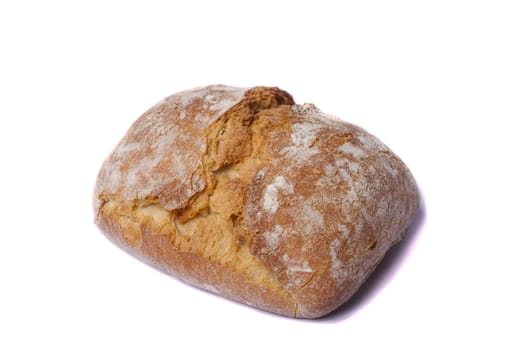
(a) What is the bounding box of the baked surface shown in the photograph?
[94,85,419,318]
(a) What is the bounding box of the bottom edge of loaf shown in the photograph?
[94,198,418,319]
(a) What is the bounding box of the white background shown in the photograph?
[1,1,524,349]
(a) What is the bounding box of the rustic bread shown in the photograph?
[94,85,419,318]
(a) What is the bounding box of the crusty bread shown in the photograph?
[94,85,419,318]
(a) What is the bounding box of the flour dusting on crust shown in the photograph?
[263,176,294,214]
[246,103,419,312]
[94,85,249,212]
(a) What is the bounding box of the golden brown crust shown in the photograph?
[94,85,419,318]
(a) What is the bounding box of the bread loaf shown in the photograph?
[94,85,419,318]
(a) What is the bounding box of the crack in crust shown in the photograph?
[96,86,302,317]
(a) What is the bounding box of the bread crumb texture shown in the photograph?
[94,85,419,318]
